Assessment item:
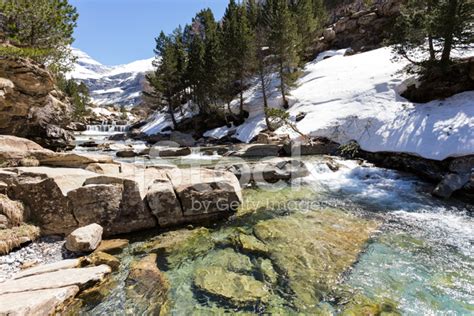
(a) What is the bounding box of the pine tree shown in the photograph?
[186,23,206,113]
[391,0,473,71]
[0,0,78,72]
[263,0,301,109]
[290,0,318,59]
[221,0,256,119]
[148,33,180,128]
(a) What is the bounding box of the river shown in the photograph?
[72,135,473,315]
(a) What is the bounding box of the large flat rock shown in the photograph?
[14,259,82,280]
[0,265,111,295]
[0,286,79,316]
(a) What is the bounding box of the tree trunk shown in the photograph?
[441,0,458,67]
[428,35,436,62]
[167,95,177,129]
[279,61,289,109]
[239,81,244,120]
[259,68,272,131]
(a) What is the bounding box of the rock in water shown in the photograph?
[252,209,379,311]
[194,266,270,308]
[125,254,170,315]
[95,239,129,255]
[66,224,103,253]
[0,58,75,151]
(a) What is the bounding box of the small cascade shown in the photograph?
[85,123,130,133]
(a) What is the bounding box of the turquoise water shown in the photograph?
[80,157,473,315]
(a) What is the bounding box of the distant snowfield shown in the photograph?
[207,47,473,161]
[67,48,155,107]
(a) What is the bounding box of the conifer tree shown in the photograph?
[148,32,181,128]
[290,0,318,59]
[391,0,473,71]
[263,0,301,109]
[221,0,256,119]
[0,0,78,72]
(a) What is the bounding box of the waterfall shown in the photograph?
[86,123,130,133]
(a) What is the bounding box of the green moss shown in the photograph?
[340,294,401,316]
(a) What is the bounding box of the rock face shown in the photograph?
[315,0,402,54]
[0,57,75,151]
[230,144,282,157]
[283,137,340,156]
[0,143,243,236]
[65,224,103,253]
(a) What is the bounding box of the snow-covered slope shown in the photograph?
[68,48,155,107]
[204,47,473,161]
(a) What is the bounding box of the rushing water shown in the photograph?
[79,156,473,315]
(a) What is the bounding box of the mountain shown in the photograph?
[68,48,155,107]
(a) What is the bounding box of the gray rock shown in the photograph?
[0,286,80,316]
[150,146,192,157]
[0,264,111,295]
[65,224,103,253]
[231,144,282,158]
[433,173,471,199]
[170,131,196,147]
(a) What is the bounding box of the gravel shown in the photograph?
[0,236,78,283]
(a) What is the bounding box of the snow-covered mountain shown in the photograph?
[68,48,155,107]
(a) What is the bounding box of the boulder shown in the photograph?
[170,131,196,147]
[166,168,242,218]
[358,12,378,26]
[432,173,471,199]
[95,239,129,255]
[125,254,170,315]
[146,179,183,227]
[65,224,103,253]
[0,58,75,151]
[0,135,54,167]
[88,251,120,271]
[323,28,336,42]
[38,153,115,168]
[283,138,340,156]
[149,146,191,157]
[222,158,309,186]
[230,144,282,158]
[116,150,138,158]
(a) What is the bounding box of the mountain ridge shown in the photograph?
[68,48,155,107]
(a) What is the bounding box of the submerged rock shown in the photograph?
[252,209,379,311]
[125,254,170,315]
[88,251,120,272]
[194,266,270,308]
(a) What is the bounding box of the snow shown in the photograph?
[203,124,237,139]
[91,107,113,117]
[141,104,198,135]
[95,87,124,95]
[67,48,155,107]
[229,47,473,161]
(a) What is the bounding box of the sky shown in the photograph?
[70,0,227,66]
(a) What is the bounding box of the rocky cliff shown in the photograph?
[0,56,75,151]
[316,0,402,54]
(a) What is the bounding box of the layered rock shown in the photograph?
[0,57,75,150]
[0,260,111,315]
[0,143,243,237]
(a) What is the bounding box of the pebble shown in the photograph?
[0,237,78,283]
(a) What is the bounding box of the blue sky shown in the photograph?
[70,0,227,66]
